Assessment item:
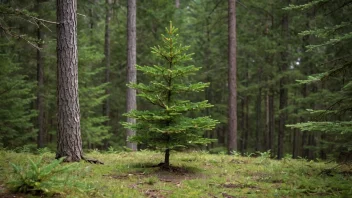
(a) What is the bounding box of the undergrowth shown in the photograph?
[5,155,95,197]
[0,148,351,197]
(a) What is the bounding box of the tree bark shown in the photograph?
[277,0,290,159]
[164,148,170,167]
[103,0,112,125]
[255,68,262,151]
[36,0,45,148]
[102,0,112,149]
[227,0,237,154]
[292,97,300,158]
[268,90,274,152]
[56,0,83,162]
[175,0,180,8]
[265,93,269,152]
[126,0,137,151]
[301,85,308,158]
[244,67,249,153]
[240,98,245,154]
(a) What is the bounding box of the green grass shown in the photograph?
[0,149,351,197]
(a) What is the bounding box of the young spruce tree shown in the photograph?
[123,22,218,167]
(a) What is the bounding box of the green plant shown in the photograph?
[209,147,227,154]
[106,146,119,154]
[36,147,51,155]
[14,144,35,153]
[122,22,219,167]
[144,176,158,185]
[259,150,272,159]
[7,156,91,195]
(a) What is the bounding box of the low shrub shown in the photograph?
[7,156,93,195]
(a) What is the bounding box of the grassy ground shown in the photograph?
[0,149,351,197]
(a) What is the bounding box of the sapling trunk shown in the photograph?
[164,148,170,167]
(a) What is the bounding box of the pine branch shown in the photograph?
[0,22,40,50]
[324,0,352,16]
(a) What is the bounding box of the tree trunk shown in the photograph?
[244,67,249,153]
[217,125,226,145]
[56,0,83,162]
[277,0,290,159]
[103,0,112,148]
[255,68,262,151]
[292,107,300,158]
[227,0,237,154]
[240,98,245,154]
[300,50,309,158]
[268,90,274,153]
[175,0,180,8]
[320,133,327,160]
[204,17,212,150]
[308,134,316,159]
[301,84,308,157]
[36,0,45,148]
[164,148,170,167]
[126,0,137,151]
[265,93,270,152]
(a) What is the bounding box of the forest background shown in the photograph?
[0,0,351,162]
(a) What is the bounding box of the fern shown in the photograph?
[7,156,93,195]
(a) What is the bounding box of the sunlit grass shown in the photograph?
[0,149,351,197]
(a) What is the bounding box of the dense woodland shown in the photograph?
[0,0,351,163]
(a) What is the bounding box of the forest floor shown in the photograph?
[0,149,351,197]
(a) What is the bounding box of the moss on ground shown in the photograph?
[0,149,351,197]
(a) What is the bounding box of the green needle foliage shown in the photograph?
[0,53,36,148]
[122,22,219,166]
[7,156,92,195]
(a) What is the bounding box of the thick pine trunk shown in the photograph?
[56,0,83,162]
[36,0,45,148]
[277,0,290,159]
[227,0,237,154]
[126,0,137,151]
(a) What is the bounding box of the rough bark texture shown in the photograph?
[277,0,290,159]
[36,0,45,148]
[56,0,83,162]
[126,0,137,151]
[227,0,237,154]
